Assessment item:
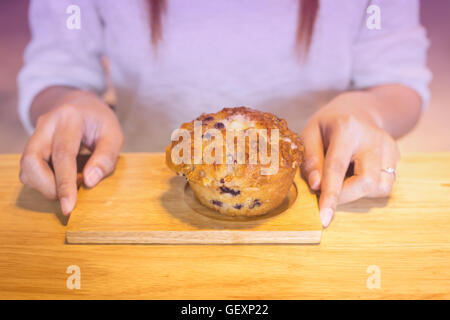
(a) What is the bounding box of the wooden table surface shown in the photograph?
[1,153,449,299]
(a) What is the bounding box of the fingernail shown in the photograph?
[308,170,320,190]
[85,167,103,187]
[60,197,74,216]
[320,207,333,228]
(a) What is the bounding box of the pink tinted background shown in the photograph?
[0,0,449,153]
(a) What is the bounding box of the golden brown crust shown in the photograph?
[166,106,304,216]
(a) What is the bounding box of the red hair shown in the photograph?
[148,0,319,55]
[148,0,167,47]
[296,0,319,54]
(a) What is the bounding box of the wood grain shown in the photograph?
[66,155,322,244]
[1,153,450,299]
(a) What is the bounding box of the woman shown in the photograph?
[18,0,431,227]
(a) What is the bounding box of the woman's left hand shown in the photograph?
[300,92,400,228]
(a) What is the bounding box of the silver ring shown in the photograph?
[381,167,396,176]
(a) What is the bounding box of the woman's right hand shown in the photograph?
[19,89,124,216]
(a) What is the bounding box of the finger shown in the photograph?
[52,120,83,215]
[376,166,396,197]
[19,119,57,200]
[338,150,381,204]
[374,139,399,198]
[83,128,123,188]
[20,152,57,200]
[300,124,324,190]
[319,129,355,228]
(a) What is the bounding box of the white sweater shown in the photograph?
[18,0,431,151]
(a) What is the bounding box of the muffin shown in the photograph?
[166,106,303,217]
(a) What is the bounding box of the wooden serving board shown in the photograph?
[66,154,322,244]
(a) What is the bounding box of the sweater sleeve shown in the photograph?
[351,0,432,108]
[17,0,106,134]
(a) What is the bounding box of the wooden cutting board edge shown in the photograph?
[66,230,322,244]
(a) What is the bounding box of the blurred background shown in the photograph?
[0,0,449,153]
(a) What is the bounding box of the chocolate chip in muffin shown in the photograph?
[219,186,240,196]
[211,200,223,207]
[204,116,214,121]
[233,204,243,210]
[220,178,225,184]
[249,199,262,209]
[214,122,225,129]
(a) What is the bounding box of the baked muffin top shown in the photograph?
[166,106,303,188]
